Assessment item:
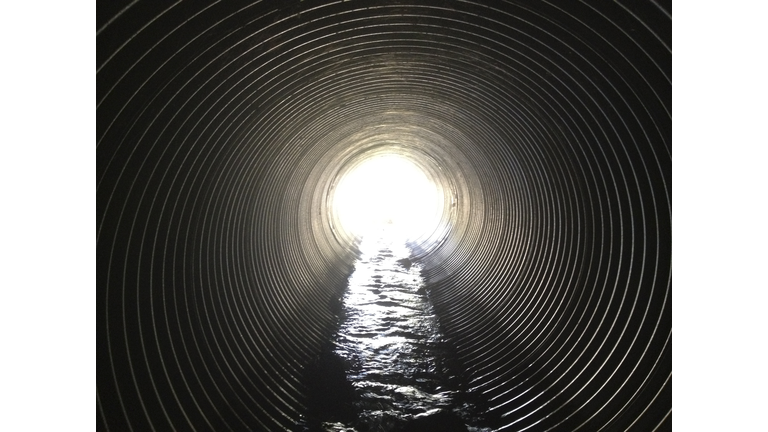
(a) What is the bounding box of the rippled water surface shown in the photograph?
[298,234,492,432]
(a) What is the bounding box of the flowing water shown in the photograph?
[297,233,493,432]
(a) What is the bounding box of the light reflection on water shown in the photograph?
[303,233,492,432]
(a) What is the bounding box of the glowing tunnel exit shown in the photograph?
[331,154,444,242]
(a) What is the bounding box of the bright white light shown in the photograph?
[332,154,442,242]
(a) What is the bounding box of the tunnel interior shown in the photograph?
[97,1,671,430]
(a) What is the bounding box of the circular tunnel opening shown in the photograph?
[330,152,444,245]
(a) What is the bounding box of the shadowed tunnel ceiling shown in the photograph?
[97,1,671,430]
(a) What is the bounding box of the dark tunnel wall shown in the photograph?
[97,1,671,430]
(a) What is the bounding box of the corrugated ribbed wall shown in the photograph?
[97,1,671,430]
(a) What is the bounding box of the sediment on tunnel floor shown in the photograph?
[98,1,671,431]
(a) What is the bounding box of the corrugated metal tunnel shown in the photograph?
[97,1,671,430]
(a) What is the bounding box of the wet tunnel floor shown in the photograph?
[297,235,494,432]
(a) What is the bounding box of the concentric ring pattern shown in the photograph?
[97,1,671,431]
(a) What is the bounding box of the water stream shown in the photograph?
[297,233,493,432]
